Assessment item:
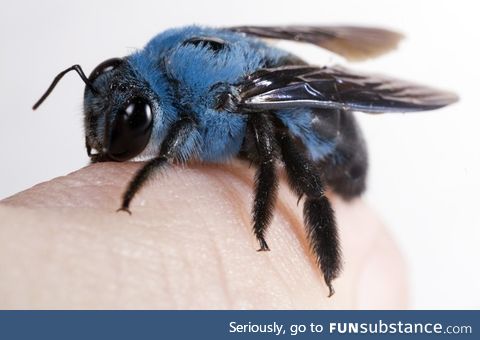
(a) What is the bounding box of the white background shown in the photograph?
[0,0,479,309]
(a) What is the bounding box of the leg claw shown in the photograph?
[257,239,270,252]
[327,283,335,298]
[116,207,132,215]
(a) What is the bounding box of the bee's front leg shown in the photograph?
[118,117,197,214]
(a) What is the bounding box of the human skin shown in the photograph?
[0,161,408,309]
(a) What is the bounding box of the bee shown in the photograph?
[33,25,458,296]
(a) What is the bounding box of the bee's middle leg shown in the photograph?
[247,113,279,251]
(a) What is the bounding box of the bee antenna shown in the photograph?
[32,64,98,110]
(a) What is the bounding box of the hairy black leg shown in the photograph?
[303,196,340,297]
[118,118,196,213]
[249,114,279,251]
[276,128,341,297]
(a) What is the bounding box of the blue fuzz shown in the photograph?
[85,25,337,162]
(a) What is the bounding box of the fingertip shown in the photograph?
[0,161,408,309]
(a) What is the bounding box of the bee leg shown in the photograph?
[249,114,279,252]
[118,117,197,213]
[276,129,341,297]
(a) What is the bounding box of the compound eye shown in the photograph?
[89,58,123,82]
[107,98,153,161]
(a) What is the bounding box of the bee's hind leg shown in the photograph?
[118,117,197,213]
[247,113,279,252]
[275,126,341,297]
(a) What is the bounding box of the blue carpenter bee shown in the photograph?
[33,25,458,296]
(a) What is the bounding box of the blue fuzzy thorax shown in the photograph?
[127,26,293,162]
[86,25,336,162]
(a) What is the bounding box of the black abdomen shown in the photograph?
[265,54,368,199]
[319,109,368,199]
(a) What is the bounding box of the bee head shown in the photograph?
[33,59,155,162]
[83,58,155,162]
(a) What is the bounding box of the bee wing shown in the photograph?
[236,65,458,113]
[229,25,403,61]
